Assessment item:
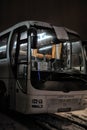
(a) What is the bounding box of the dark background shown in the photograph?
[0,0,87,40]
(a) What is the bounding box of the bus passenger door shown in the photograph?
[9,26,28,112]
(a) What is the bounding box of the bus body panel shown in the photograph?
[26,83,87,114]
[15,80,87,114]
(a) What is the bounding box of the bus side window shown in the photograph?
[0,33,10,59]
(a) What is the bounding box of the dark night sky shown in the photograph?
[0,0,87,39]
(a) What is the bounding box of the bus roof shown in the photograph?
[0,20,80,41]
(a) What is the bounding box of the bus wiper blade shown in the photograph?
[61,73,87,84]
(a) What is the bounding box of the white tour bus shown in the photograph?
[0,21,87,114]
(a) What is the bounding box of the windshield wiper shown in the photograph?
[59,72,87,84]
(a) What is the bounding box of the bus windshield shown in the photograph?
[31,27,86,91]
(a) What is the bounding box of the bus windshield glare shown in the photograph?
[31,27,86,91]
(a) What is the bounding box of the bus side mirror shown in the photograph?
[28,28,37,49]
[31,35,37,49]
